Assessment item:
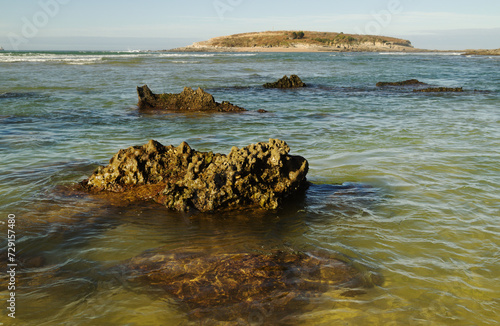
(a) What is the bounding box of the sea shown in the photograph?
[0,50,499,325]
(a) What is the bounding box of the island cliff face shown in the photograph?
[172,31,416,53]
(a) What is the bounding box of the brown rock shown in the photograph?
[414,87,464,92]
[120,247,383,323]
[376,79,425,87]
[263,75,306,88]
[137,85,246,112]
[81,139,309,212]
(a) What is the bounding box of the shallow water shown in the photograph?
[1,51,499,325]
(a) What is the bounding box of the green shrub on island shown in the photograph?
[291,31,305,40]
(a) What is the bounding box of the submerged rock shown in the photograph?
[81,139,309,212]
[414,87,464,92]
[119,247,383,323]
[376,79,425,87]
[137,85,246,112]
[263,75,306,88]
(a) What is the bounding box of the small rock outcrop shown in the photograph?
[81,139,309,212]
[264,75,306,88]
[137,85,246,112]
[414,87,464,93]
[376,79,425,87]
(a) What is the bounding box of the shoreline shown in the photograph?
[169,45,460,54]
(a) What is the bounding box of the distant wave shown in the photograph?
[0,52,257,64]
[0,53,104,65]
[379,52,463,56]
[157,53,257,58]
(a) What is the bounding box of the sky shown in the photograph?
[0,0,499,51]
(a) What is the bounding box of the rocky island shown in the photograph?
[172,30,418,53]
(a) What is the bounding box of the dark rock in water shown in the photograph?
[81,139,309,212]
[119,247,383,323]
[376,79,425,87]
[137,85,246,112]
[414,87,464,92]
[264,75,306,88]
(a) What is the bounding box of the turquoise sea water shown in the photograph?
[0,51,499,325]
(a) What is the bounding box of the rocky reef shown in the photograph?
[376,80,466,93]
[264,75,306,88]
[81,139,309,212]
[376,79,426,87]
[137,85,246,112]
[119,247,383,323]
[463,48,500,56]
[414,87,464,93]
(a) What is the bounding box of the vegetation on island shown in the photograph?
[195,31,413,49]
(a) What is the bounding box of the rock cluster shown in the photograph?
[81,139,309,212]
[137,85,246,112]
[263,75,306,88]
[376,79,425,87]
[414,87,464,92]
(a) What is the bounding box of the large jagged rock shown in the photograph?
[263,75,306,88]
[137,85,246,112]
[118,247,383,323]
[376,79,426,87]
[81,139,309,212]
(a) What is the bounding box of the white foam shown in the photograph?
[0,52,257,64]
[379,52,464,56]
[0,53,104,64]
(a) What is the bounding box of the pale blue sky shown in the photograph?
[0,0,499,50]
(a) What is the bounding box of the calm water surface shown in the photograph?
[0,51,499,325]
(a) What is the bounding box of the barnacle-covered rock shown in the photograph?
[81,139,309,212]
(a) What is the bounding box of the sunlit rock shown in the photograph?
[81,139,309,212]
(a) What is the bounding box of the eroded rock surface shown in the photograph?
[137,85,246,112]
[81,139,309,212]
[119,247,383,323]
[263,75,306,88]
